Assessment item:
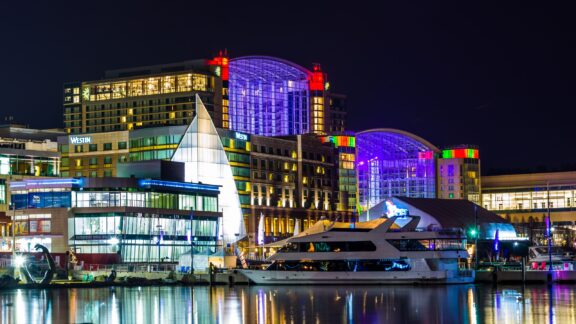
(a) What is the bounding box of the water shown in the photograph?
[0,284,574,323]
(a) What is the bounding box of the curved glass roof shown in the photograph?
[356,129,438,160]
[228,56,312,136]
[356,129,438,220]
[229,56,311,82]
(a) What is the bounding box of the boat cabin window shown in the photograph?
[387,239,465,251]
[267,259,411,272]
[279,241,376,253]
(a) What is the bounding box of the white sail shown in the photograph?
[171,95,246,242]
[257,212,265,246]
[293,218,301,236]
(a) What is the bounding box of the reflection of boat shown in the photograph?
[529,246,575,262]
[240,216,475,284]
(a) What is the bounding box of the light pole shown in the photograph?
[9,171,17,260]
[547,182,552,273]
[366,157,377,221]
[156,224,163,271]
[474,205,479,270]
[189,207,194,275]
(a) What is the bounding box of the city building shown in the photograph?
[437,145,481,204]
[58,101,353,247]
[63,58,225,134]
[320,134,357,212]
[356,129,439,220]
[8,177,222,265]
[326,93,347,133]
[64,54,347,138]
[248,133,354,246]
[228,56,345,136]
[58,131,128,178]
[482,171,576,246]
[0,124,63,213]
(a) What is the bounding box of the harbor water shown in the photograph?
[0,284,575,323]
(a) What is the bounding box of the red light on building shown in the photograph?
[208,52,229,80]
[309,63,324,91]
[418,151,434,160]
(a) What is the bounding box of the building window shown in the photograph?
[89,144,98,152]
[104,143,112,151]
[104,169,112,177]
[104,156,112,164]
[74,145,83,153]
[90,171,97,177]
[118,142,127,150]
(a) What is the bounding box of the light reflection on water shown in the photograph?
[0,284,575,323]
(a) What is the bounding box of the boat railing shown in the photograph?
[477,261,576,272]
[81,263,177,273]
[457,269,474,277]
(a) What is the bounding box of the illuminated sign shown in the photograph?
[70,136,92,144]
[234,132,248,141]
[441,148,479,159]
[320,136,356,148]
[385,200,409,217]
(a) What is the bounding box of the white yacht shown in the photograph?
[240,216,474,284]
[529,246,575,263]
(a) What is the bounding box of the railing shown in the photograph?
[82,263,177,273]
[476,261,576,272]
[457,269,474,277]
[0,258,12,268]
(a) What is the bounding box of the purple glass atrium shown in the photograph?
[356,129,439,216]
[228,56,311,136]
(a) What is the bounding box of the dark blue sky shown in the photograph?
[1,2,575,174]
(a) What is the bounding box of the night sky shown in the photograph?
[1,2,575,174]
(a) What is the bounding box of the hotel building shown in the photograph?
[63,59,225,134]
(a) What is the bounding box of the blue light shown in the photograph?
[384,261,410,271]
[10,178,83,189]
[138,179,220,192]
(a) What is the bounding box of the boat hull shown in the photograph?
[239,269,474,285]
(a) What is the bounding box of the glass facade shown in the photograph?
[81,74,210,102]
[356,129,437,218]
[218,129,251,208]
[0,180,5,205]
[0,155,59,177]
[229,57,311,136]
[9,177,222,262]
[68,212,219,263]
[482,186,576,212]
[11,189,217,212]
[171,96,245,242]
[129,127,185,162]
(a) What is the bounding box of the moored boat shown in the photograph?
[241,216,474,285]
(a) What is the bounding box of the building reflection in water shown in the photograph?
[0,284,575,323]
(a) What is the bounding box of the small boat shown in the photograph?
[240,216,474,285]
